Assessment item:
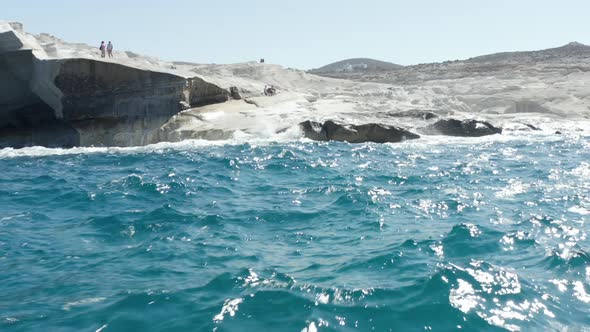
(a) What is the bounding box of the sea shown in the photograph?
[1,134,589,331]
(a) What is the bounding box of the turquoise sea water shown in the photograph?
[1,136,590,331]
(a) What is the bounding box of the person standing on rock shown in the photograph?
[107,41,113,58]
[99,41,106,58]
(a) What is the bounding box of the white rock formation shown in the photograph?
[1,21,589,148]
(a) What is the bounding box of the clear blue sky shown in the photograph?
[4,0,590,69]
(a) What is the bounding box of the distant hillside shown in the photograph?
[309,42,590,83]
[310,58,403,74]
[466,42,590,64]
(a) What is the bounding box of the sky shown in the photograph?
[4,0,590,69]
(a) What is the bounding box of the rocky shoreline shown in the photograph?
[1,22,588,148]
[1,22,233,148]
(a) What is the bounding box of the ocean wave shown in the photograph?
[0,130,577,160]
[2,137,590,331]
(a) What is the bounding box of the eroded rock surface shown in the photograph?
[3,21,590,148]
[0,22,229,148]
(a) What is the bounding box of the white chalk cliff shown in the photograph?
[1,22,589,148]
[0,22,229,147]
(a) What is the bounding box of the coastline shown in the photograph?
[2,21,589,149]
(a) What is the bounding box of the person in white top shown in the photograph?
[99,41,106,58]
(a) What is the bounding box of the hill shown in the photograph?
[310,58,403,74]
[465,42,590,64]
[309,42,590,84]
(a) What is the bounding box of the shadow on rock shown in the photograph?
[386,109,440,120]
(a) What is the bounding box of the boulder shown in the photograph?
[507,123,541,131]
[300,120,420,143]
[229,86,242,100]
[299,120,327,141]
[424,119,502,137]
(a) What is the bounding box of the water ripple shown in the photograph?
[1,137,590,331]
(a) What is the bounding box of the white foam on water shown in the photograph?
[569,206,590,215]
[570,162,590,179]
[301,322,318,332]
[63,297,106,311]
[0,128,581,160]
[95,324,108,332]
[496,180,531,199]
[213,298,244,322]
